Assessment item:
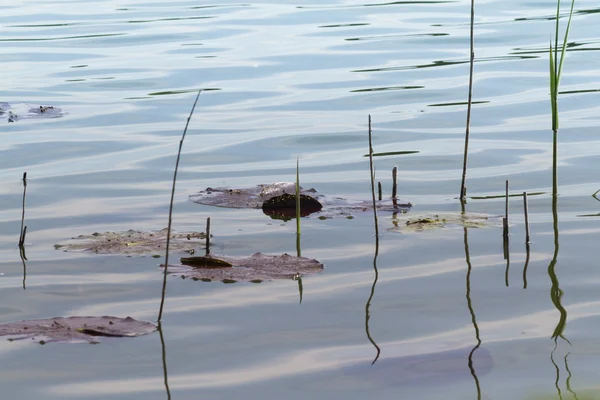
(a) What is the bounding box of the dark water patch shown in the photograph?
[363,151,420,157]
[352,86,424,92]
[428,100,489,107]
[346,32,448,41]
[0,33,126,42]
[297,1,455,9]
[319,23,370,28]
[148,88,220,96]
[127,15,214,24]
[9,23,79,28]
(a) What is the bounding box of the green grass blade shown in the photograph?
[557,0,576,85]
[554,0,561,79]
[549,41,558,130]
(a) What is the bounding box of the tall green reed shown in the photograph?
[549,0,575,195]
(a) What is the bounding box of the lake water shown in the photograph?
[2,0,600,399]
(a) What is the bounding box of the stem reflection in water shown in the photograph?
[158,322,172,400]
[20,245,27,290]
[364,231,381,365]
[547,157,574,399]
[364,114,381,364]
[548,191,569,342]
[522,243,530,289]
[463,226,482,400]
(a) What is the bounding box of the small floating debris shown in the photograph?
[1,102,65,123]
[190,182,411,219]
[167,252,324,283]
[0,316,157,344]
[55,228,208,255]
[390,213,499,233]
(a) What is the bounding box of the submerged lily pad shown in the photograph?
[1,102,65,123]
[167,252,324,282]
[56,228,207,255]
[190,182,411,218]
[390,212,500,233]
[0,316,157,344]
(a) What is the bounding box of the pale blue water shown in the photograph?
[2,1,600,399]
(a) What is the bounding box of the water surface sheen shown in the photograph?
[1,1,600,399]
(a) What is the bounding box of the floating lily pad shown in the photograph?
[1,102,65,123]
[55,228,207,255]
[167,252,324,282]
[190,182,411,218]
[0,316,157,344]
[390,212,500,233]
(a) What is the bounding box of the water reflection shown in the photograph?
[548,194,568,342]
[463,226,482,400]
[365,114,381,364]
[550,346,578,400]
[157,323,172,400]
[522,242,531,289]
[364,227,381,365]
[503,234,510,287]
[19,245,27,290]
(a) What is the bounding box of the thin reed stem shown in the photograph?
[158,90,202,323]
[19,172,27,247]
[459,0,475,203]
[368,115,379,235]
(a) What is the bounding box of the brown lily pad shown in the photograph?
[55,228,207,255]
[167,252,324,283]
[0,316,157,344]
[190,182,411,218]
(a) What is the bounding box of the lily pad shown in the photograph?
[190,182,411,218]
[1,102,65,123]
[390,212,500,233]
[55,228,207,255]
[167,252,324,282]
[0,316,157,344]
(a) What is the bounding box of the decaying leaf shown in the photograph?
[167,252,324,283]
[190,182,411,218]
[390,213,500,233]
[0,316,157,344]
[55,228,207,255]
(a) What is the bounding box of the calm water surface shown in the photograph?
[2,0,600,399]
